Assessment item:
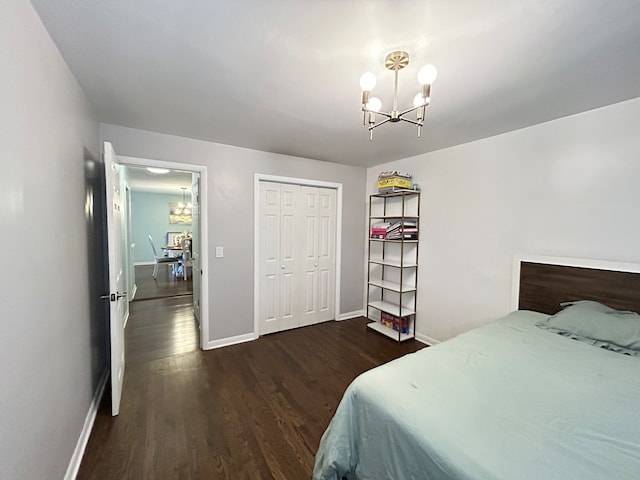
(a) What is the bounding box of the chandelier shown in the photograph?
[360,51,437,140]
[172,187,192,216]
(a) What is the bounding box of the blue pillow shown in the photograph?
[537,301,640,356]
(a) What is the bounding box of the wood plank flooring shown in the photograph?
[133,264,193,301]
[126,296,199,366]
[78,312,425,479]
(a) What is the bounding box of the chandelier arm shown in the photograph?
[368,118,392,131]
[398,104,425,117]
[399,117,424,127]
[362,108,392,119]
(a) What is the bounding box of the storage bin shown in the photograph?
[377,176,412,191]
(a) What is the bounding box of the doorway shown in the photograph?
[125,166,196,302]
[118,155,209,350]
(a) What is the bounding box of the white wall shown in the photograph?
[100,124,367,343]
[367,98,640,343]
[0,1,103,479]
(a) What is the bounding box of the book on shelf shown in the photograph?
[387,220,417,231]
[386,232,418,240]
[370,222,390,239]
[371,220,419,239]
[386,220,419,240]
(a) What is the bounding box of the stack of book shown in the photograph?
[370,222,390,239]
[386,219,418,240]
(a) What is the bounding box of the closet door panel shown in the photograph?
[259,182,281,334]
[278,183,301,331]
[300,187,320,326]
[304,271,316,314]
[263,273,279,323]
[280,272,294,319]
[317,188,336,321]
[319,268,330,311]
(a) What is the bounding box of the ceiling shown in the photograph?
[125,165,193,194]
[31,0,640,168]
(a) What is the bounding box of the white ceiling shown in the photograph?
[31,0,640,167]
[125,165,193,194]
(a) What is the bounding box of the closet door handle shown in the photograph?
[281,265,285,270]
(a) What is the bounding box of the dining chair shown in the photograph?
[180,237,193,280]
[148,235,182,279]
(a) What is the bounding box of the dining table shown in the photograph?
[162,245,185,276]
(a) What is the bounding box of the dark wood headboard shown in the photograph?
[516,258,640,315]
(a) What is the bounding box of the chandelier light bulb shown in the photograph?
[366,97,382,112]
[417,64,438,85]
[413,93,426,108]
[359,72,377,91]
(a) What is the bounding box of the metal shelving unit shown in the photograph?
[366,190,420,342]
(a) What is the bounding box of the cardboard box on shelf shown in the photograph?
[377,176,413,191]
[381,312,410,334]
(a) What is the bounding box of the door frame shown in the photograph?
[253,174,343,337]
[119,154,210,350]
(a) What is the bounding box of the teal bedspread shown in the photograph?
[313,311,640,480]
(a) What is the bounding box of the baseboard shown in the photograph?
[415,332,441,346]
[204,332,257,350]
[336,309,365,321]
[130,283,138,301]
[64,369,108,480]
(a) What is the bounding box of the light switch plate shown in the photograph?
[215,246,224,258]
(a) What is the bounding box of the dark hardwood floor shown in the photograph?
[133,264,193,301]
[126,296,199,366]
[78,313,425,479]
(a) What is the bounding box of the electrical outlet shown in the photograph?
[215,246,224,258]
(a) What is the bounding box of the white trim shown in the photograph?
[129,283,138,302]
[415,332,440,346]
[205,333,257,350]
[118,155,209,350]
[511,254,640,311]
[337,310,365,321]
[253,174,344,338]
[255,173,343,190]
[253,177,261,338]
[123,310,130,330]
[334,185,343,325]
[64,369,108,480]
[134,261,155,266]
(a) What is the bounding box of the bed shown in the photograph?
[313,256,640,480]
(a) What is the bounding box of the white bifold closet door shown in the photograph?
[259,181,336,335]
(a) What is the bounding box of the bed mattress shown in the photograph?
[313,310,640,480]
